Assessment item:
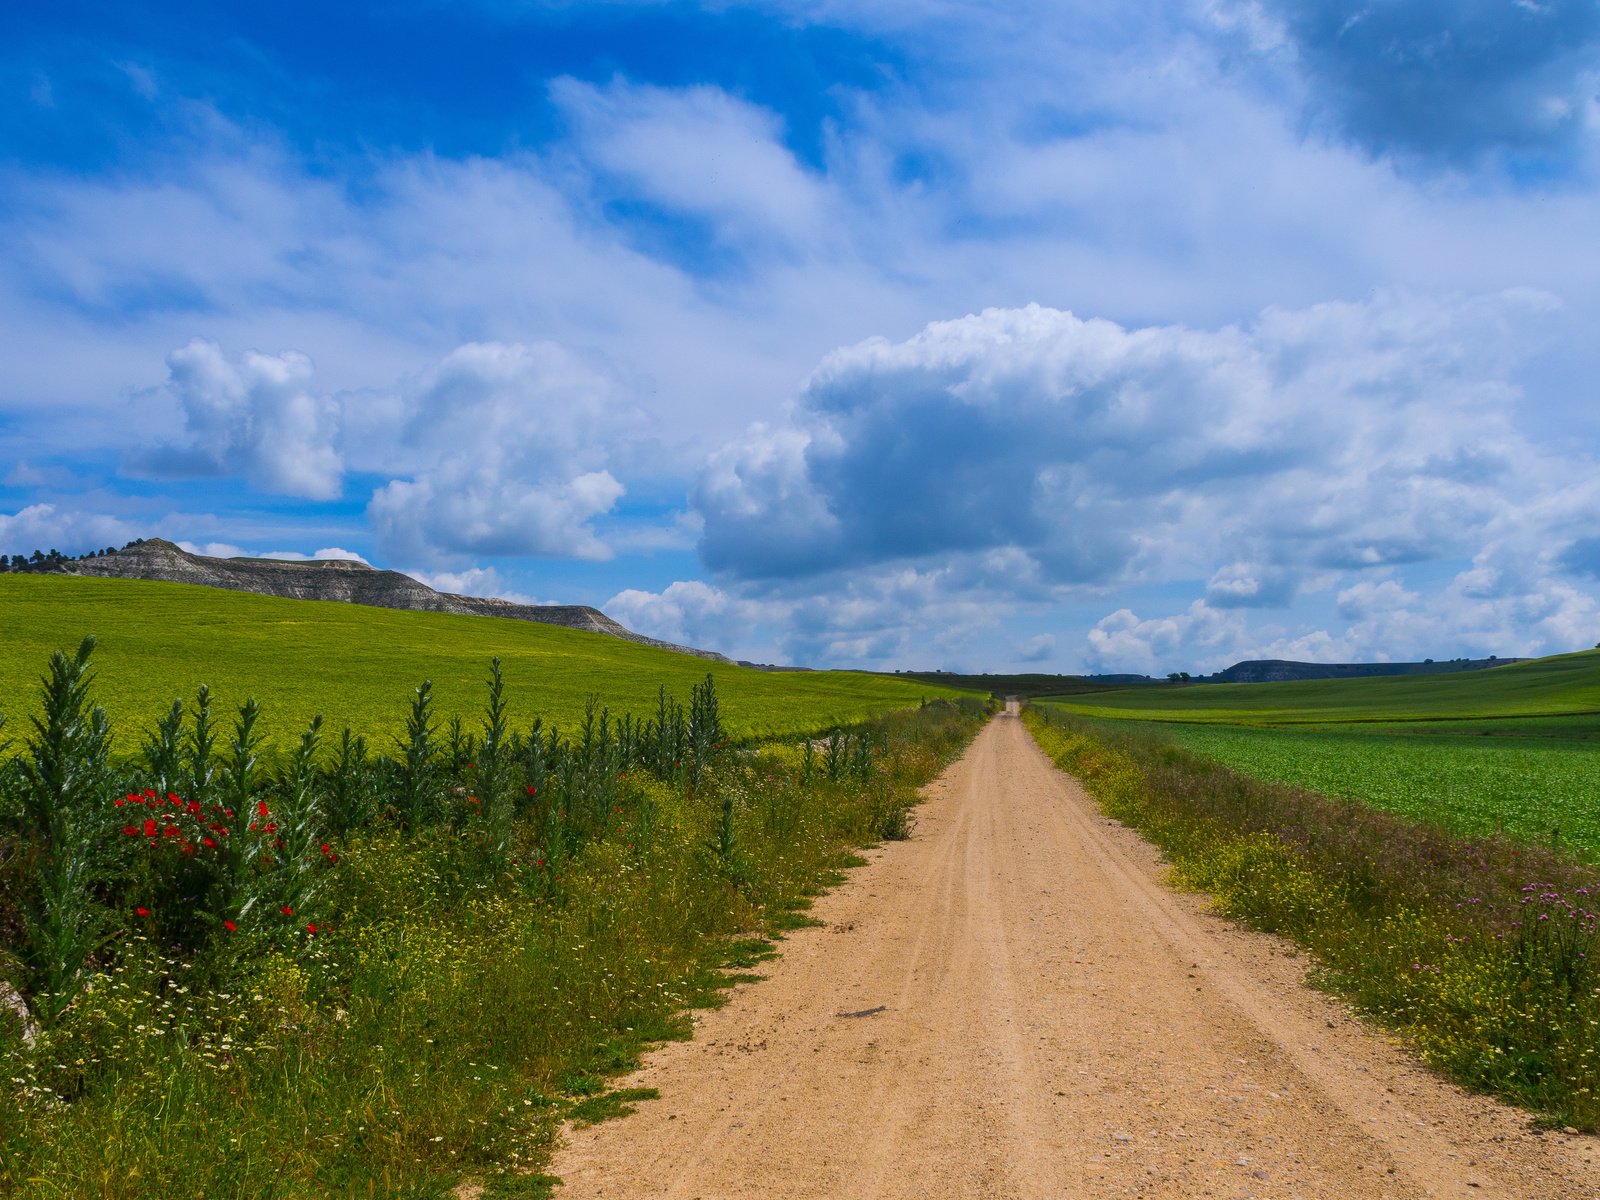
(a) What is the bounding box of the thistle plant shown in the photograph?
[325,727,375,838]
[187,684,218,805]
[140,699,185,798]
[478,659,515,858]
[397,680,438,832]
[17,636,113,1022]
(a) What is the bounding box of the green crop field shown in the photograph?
[0,574,970,747]
[1157,724,1600,859]
[1046,650,1600,727]
[1040,650,1600,859]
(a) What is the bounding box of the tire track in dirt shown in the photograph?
[547,707,1600,1198]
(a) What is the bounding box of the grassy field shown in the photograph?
[1159,724,1600,860]
[0,575,969,746]
[1040,650,1600,858]
[1046,650,1600,726]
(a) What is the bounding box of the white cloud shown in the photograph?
[255,547,368,563]
[409,565,538,605]
[0,504,134,557]
[138,339,343,499]
[696,291,1561,593]
[606,580,772,652]
[364,341,641,566]
[551,77,831,247]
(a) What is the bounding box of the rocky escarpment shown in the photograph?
[60,540,731,663]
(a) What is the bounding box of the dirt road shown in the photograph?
[549,708,1600,1198]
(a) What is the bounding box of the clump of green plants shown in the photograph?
[0,640,986,1198]
[1024,708,1600,1130]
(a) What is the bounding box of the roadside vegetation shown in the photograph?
[0,637,989,1198]
[1026,707,1600,1130]
[0,574,968,744]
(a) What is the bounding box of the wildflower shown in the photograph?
[223,920,237,933]
[122,825,138,837]
[143,789,156,799]
[526,786,536,796]
[114,797,126,807]
[281,905,294,916]
[143,818,159,838]
[136,907,151,917]
[305,923,319,935]
[203,837,217,848]
[263,822,277,833]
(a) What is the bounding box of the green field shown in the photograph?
[1047,650,1600,727]
[0,574,969,746]
[1157,724,1600,858]
[1041,650,1600,858]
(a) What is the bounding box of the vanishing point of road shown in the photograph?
[550,706,1600,1199]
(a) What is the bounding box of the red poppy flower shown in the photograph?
[143,789,156,799]
[263,822,277,833]
[114,798,126,807]
[135,906,151,917]
[203,837,217,848]
[257,800,269,817]
[281,904,294,915]
[305,923,318,934]
[320,843,331,854]
[526,785,536,795]
[143,818,158,837]
[223,919,237,932]
[186,800,202,815]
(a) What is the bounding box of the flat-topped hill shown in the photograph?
[47,538,728,662]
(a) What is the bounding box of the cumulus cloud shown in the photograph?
[137,339,343,499]
[606,580,772,652]
[0,503,134,556]
[409,565,538,605]
[366,341,641,567]
[1205,561,1299,608]
[697,292,1557,593]
[610,564,1006,669]
[1257,0,1600,161]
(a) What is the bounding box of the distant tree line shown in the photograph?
[0,538,145,573]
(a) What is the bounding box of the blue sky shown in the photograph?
[3,0,1598,673]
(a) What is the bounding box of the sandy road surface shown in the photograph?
[549,708,1600,1198]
